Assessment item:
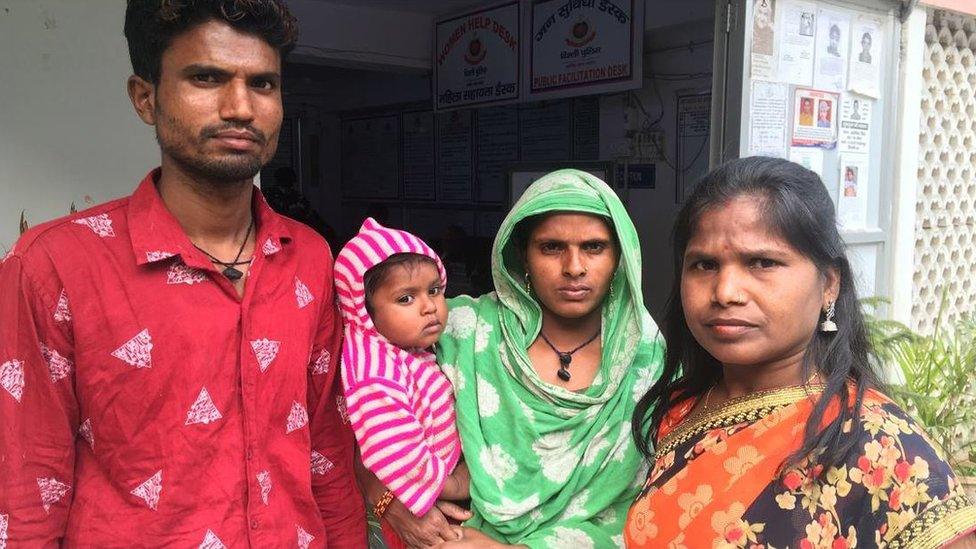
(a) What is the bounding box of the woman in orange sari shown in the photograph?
[628,157,976,548]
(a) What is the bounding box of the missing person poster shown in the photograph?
[526,0,642,100]
[435,1,520,110]
[838,153,870,229]
[751,0,777,80]
[792,87,839,148]
[839,95,872,154]
[813,8,850,91]
[776,0,816,86]
[848,14,883,98]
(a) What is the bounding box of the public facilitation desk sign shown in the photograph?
[435,1,520,110]
[527,0,643,100]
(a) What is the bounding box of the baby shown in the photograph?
[334,218,466,547]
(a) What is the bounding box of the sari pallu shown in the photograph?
[626,387,976,549]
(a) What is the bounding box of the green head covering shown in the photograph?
[437,169,665,548]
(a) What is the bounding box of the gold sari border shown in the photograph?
[891,494,976,549]
[654,384,825,459]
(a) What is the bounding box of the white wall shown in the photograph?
[0,0,157,251]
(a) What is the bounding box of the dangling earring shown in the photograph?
[524,272,531,293]
[820,300,838,332]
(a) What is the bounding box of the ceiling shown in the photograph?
[312,0,715,29]
[320,0,487,17]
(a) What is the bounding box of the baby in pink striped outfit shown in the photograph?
[334,218,466,547]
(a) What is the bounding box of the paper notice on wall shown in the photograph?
[848,15,883,98]
[749,81,789,157]
[792,87,839,148]
[838,154,869,229]
[751,0,777,80]
[839,95,872,154]
[789,147,825,178]
[813,8,850,91]
[776,0,816,86]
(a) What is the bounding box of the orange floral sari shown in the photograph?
[626,386,976,548]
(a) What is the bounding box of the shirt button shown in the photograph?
[246,449,253,460]
[251,519,259,530]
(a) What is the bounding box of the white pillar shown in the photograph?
[888,7,927,325]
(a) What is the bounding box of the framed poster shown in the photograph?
[476,105,520,203]
[434,1,520,110]
[525,0,643,100]
[436,110,475,202]
[518,100,573,160]
[340,115,399,199]
[402,111,436,200]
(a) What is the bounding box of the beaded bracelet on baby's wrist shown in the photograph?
[373,489,396,518]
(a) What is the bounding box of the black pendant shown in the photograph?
[222,266,244,281]
[558,353,572,366]
[557,367,572,382]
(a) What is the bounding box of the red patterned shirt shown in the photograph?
[0,170,366,548]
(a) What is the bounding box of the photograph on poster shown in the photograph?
[813,9,850,91]
[848,15,883,98]
[816,99,832,127]
[837,153,869,229]
[776,0,816,85]
[792,87,839,147]
[749,80,789,157]
[751,0,777,80]
[799,11,814,36]
[839,95,872,154]
[858,31,873,63]
[843,165,858,197]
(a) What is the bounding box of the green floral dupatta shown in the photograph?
[436,169,665,548]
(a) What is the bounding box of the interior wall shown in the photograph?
[0,0,157,251]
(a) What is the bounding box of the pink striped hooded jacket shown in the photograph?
[334,218,461,517]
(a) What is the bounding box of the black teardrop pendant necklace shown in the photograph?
[192,218,254,281]
[539,329,601,382]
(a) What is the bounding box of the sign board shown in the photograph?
[615,163,655,189]
[525,0,643,100]
[435,1,520,110]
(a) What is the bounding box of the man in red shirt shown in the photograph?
[0,1,366,546]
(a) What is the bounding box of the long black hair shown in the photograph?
[632,156,880,475]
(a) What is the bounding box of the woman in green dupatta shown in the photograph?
[435,169,665,548]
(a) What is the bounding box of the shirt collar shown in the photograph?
[128,168,293,267]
